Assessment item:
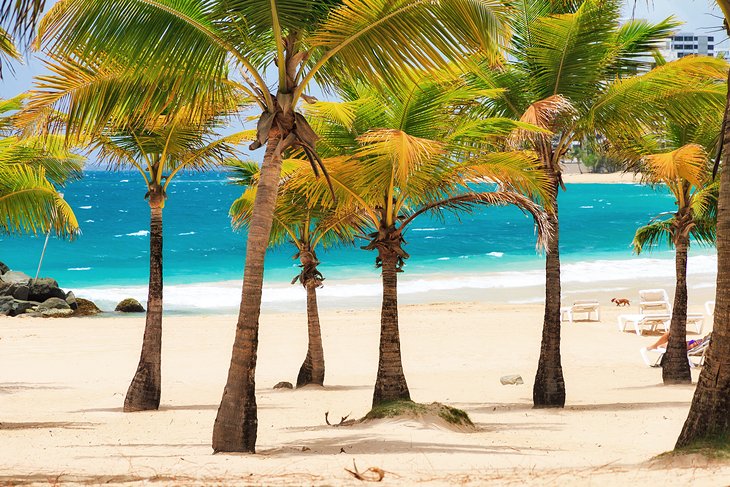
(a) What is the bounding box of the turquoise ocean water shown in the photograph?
[0,171,717,311]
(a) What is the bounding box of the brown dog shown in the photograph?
[611,298,630,306]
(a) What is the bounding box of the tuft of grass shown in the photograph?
[674,435,730,459]
[654,435,730,461]
[364,400,473,427]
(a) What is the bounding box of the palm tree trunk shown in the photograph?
[296,280,325,387]
[212,131,283,453]
[663,233,691,384]
[533,178,566,408]
[372,248,411,407]
[676,67,730,447]
[124,203,163,412]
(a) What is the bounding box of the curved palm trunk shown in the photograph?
[372,248,411,406]
[676,67,730,447]
[296,280,325,387]
[212,131,283,453]
[124,203,163,412]
[533,178,566,408]
[663,233,691,384]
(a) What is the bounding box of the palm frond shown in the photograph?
[0,163,79,238]
[633,218,673,253]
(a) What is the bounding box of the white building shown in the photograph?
[658,32,719,61]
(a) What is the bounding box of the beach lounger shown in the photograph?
[617,289,705,334]
[560,300,600,324]
[618,313,671,335]
[640,335,711,368]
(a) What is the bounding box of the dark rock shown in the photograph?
[0,261,9,274]
[0,296,14,315]
[273,381,293,390]
[115,298,145,313]
[65,291,78,310]
[73,298,102,316]
[28,278,66,302]
[37,297,71,313]
[9,300,38,317]
[1,271,31,285]
[11,285,29,301]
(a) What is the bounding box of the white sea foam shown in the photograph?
[178,231,196,236]
[120,179,129,183]
[78,205,92,209]
[579,205,594,209]
[487,252,504,257]
[437,257,450,261]
[411,227,445,232]
[126,230,149,237]
[74,254,718,312]
[67,267,91,271]
[84,220,95,223]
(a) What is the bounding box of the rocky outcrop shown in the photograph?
[65,291,78,310]
[115,298,145,313]
[1,271,31,285]
[0,264,100,318]
[73,298,102,317]
[27,278,67,302]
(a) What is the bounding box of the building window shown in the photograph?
[709,36,715,42]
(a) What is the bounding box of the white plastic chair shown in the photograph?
[560,300,600,324]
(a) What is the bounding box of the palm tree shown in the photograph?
[91,108,239,412]
[292,77,551,407]
[633,144,718,384]
[677,0,730,448]
[0,95,81,239]
[0,25,20,76]
[469,0,728,407]
[30,0,514,453]
[229,159,365,388]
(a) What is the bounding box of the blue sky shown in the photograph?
[4,1,727,100]
[3,1,724,168]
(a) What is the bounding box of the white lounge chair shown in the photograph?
[640,334,711,368]
[560,300,600,324]
[618,289,704,335]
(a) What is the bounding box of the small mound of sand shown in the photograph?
[362,401,476,432]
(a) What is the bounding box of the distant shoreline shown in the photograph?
[562,171,642,184]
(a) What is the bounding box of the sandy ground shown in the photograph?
[2,301,729,486]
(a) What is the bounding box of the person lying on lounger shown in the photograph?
[647,331,711,351]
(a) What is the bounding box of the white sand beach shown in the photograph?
[2,299,728,486]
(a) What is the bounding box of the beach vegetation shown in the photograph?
[29,0,514,454]
[364,400,474,428]
[88,106,241,412]
[293,75,550,407]
[677,0,730,449]
[228,158,366,388]
[0,95,81,239]
[632,130,720,384]
[470,0,727,407]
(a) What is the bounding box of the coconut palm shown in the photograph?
[90,107,240,412]
[677,0,730,447]
[0,95,81,238]
[229,159,365,388]
[291,77,551,407]
[29,0,514,453]
[633,144,718,384]
[469,0,728,407]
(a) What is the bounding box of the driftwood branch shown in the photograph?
[325,411,356,427]
[345,460,385,482]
